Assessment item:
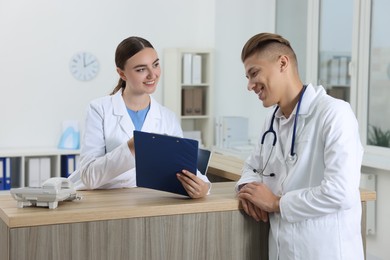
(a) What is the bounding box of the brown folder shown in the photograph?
[193,88,203,115]
[182,88,194,115]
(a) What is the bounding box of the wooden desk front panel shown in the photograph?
[0,219,9,260]
[8,211,269,260]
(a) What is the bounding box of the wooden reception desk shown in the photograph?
[0,182,268,260]
[0,153,376,260]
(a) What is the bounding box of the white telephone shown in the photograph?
[10,177,81,209]
[42,177,74,191]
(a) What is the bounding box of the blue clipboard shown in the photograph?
[134,131,198,196]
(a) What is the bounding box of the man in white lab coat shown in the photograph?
[236,33,364,259]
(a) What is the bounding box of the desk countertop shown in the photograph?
[0,182,239,229]
[0,153,376,229]
[208,153,377,202]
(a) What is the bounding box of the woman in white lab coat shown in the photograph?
[68,36,210,198]
[236,33,364,259]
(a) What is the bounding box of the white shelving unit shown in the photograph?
[0,148,80,189]
[163,48,214,148]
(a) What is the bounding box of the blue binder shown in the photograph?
[4,158,11,190]
[134,131,198,196]
[0,158,5,190]
[61,155,76,177]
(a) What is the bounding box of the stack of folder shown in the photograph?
[26,157,51,187]
[182,53,203,85]
[182,88,204,116]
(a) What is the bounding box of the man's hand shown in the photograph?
[238,182,280,213]
[239,198,269,222]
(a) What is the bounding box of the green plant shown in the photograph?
[367,125,390,148]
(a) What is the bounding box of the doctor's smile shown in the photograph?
[144,80,156,85]
[255,87,266,101]
[236,32,364,260]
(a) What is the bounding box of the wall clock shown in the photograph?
[69,52,99,81]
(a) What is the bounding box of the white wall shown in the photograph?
[0,0,276,148]
[214,0,275,142]
[276,0,308,82]
[0,0,276,147]
[0,0,215,148]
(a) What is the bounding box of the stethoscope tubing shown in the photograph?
[261,107,278,146]
[290,85,307,157]
[258,85,308,174]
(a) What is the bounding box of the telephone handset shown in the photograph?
[10,177,81,209]
[42,177,74,191]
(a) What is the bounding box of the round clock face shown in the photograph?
[69,52,99,81]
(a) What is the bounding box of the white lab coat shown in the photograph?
[69,89,210,190]
[236,84,364,260]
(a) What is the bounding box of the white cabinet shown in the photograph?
[163,48,214,148]
[0,148,80,189]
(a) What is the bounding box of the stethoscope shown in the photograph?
[254,85,307,177]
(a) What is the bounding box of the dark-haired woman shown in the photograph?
[68,36,210,198]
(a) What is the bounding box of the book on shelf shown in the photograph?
[4,158,11,190]
[192,87,203,115]
[182,53,192,85]
[27,157,51,187]
[192,54,202,84]
[182,88,194,115]
[0,157,12,190]
[182,88,204,116]
[0,158,4,190]
[181,53,203,85]
[61,154,78,178]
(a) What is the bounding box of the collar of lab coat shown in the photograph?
[297,83,326,118]
[272,83,325,163]
[274,83,320,120]
[111,89,162,138]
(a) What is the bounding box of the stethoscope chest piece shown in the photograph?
[286,153,298,165]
